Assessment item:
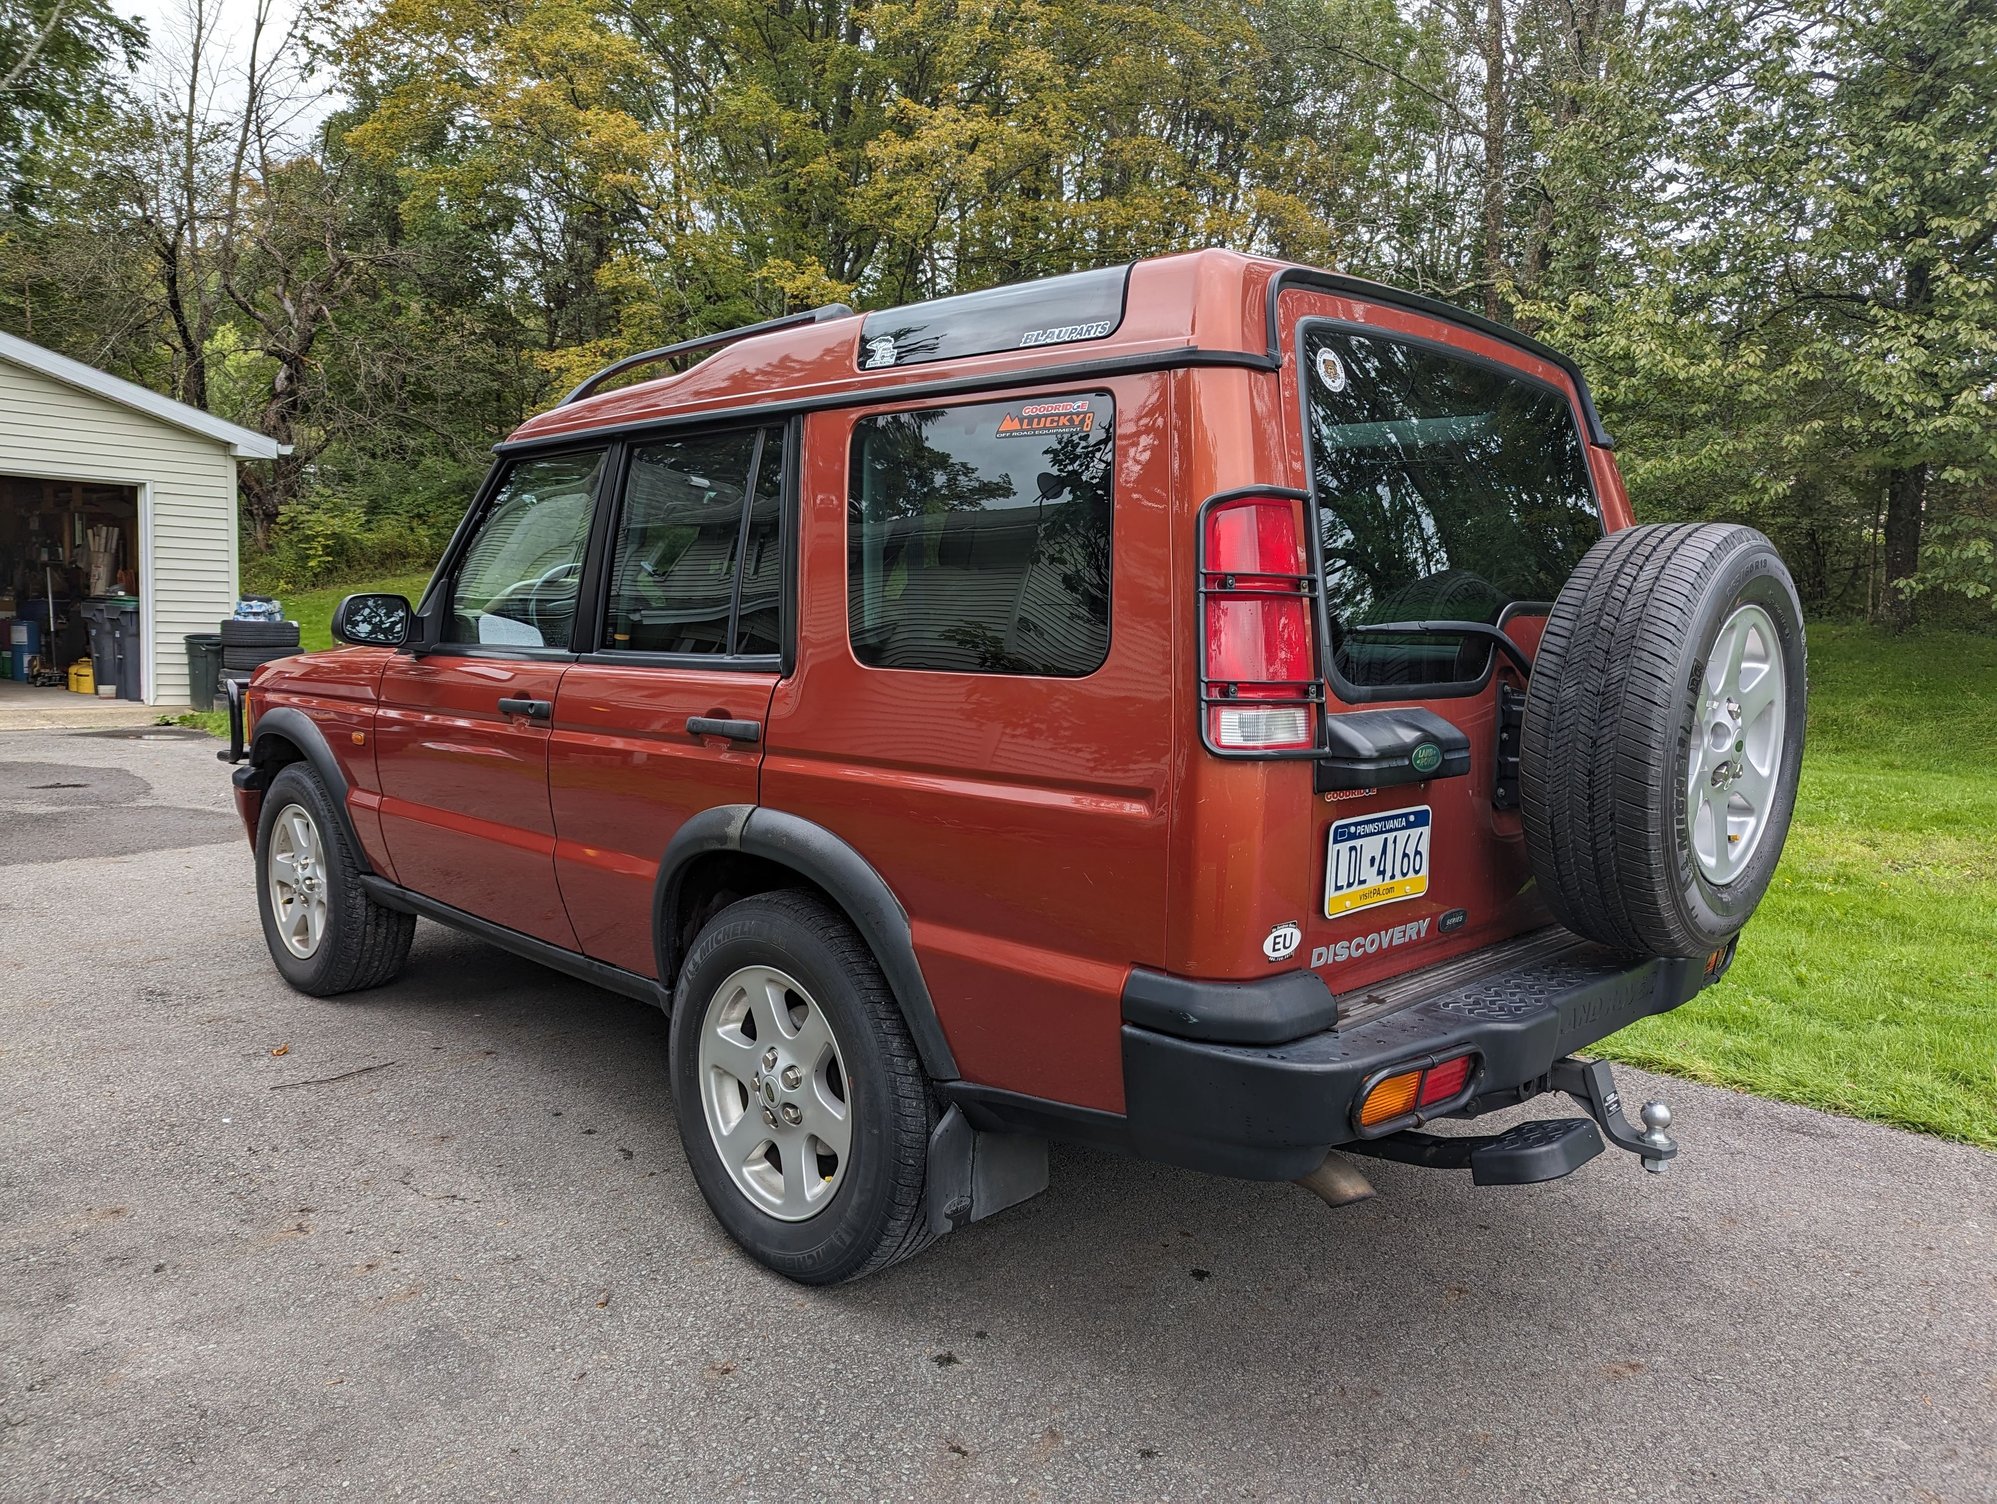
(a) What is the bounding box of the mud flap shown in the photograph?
[925,1105,1050,1236]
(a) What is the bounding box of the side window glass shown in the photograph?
[847,393,1113,677]
[448,451,604,649]
[602,426,782,656]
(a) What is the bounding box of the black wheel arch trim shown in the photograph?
[242,705,373,875]
[653,805,961,1081]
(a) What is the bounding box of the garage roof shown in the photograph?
[0,331,288,460]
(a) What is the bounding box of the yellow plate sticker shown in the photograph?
[1325,805,1432,918]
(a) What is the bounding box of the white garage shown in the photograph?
[0,332,283,707]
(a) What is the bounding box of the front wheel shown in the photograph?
[255,764,414,994]
[669,891,937,1284]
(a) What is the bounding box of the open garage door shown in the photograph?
[0,473,143,706]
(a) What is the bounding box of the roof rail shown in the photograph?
[557,303,855,407]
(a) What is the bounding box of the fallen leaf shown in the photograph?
[271,1044,289,1057]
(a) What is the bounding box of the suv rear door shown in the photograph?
[546,422,788,978]
[1278,293,1621,990]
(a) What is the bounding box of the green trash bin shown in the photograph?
[184,632,224,711]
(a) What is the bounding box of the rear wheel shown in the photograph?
[670,890,937,1284]
[255,764,414,994]
[1521,523,1807,957]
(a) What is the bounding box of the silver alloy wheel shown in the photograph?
[696,964,852,1222]
[267,802,329,958]
[1685,603,1787,885]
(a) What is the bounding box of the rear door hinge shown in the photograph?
[1492,682,1526,809]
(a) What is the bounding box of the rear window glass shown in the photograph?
[847,394,1114,676]
[1302,325,1602,690]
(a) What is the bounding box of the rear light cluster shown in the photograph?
[1200,495,1323,753]
[1354,1052,1480,1133]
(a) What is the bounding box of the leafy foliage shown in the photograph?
[0,0,1990,617]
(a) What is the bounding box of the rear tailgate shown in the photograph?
[1274,285,1616,1000]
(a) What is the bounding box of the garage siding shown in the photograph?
[0,359,241,705]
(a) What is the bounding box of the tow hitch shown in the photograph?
[1550,1057,1678,1173]
[1338,1057,1677,1188]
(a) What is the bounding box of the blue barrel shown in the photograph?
[10,618,41,680]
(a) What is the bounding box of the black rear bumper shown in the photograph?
[1119,932,1717,1179]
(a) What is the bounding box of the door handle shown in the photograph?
[686,715,761,744]
[497,697,553,720]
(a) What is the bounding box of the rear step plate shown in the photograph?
[1349,1116,1606,1185]
[1471,1118,1603,1185]
[1335,925,1588,1030]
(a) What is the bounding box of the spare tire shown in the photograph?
[1521,522,1806,957]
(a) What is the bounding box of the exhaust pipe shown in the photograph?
[1294,1150,1376,1208]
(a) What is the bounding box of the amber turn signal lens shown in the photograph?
[1357,1068,1422,1127]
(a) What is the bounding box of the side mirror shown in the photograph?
[331,593,413,648]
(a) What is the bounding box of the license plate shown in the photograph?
[1325,805,1432,918]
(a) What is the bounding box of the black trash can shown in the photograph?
[83,601,116,686]
[184,633,223,711]
[107,594,141,700]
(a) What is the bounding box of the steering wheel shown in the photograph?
[482,560,580,642]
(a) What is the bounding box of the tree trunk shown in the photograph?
[1879,256,1933,630]
[1881,462,1927,630]
[1480,0,1508,320]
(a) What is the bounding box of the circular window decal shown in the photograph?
[1314,346,1348,392]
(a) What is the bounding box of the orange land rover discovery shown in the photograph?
[224,249,1807,1283]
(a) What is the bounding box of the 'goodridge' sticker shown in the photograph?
[995,399,1096,439]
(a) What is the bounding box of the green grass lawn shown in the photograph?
[175,581,1994,1146]
[1599,624,1997,1147]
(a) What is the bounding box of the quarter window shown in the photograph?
[847,393,1113,677]
[602,425,785,656]
[448,451,605,650]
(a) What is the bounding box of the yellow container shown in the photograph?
[68,660,95,695]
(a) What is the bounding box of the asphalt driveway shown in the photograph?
[3,726,1993,1502]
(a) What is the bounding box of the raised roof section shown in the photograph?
[502,248,1610,448]
[505,249,1277,447]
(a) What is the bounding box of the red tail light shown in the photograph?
[1418,1054,1475,1106]
[1200,495,1321,752]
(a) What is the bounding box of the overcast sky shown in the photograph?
[119,0,342,133]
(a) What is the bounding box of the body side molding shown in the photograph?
[653,805,961,1081]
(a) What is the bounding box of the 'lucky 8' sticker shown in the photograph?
[1314,346,1348,392]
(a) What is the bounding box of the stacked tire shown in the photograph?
[219,617,302,685]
